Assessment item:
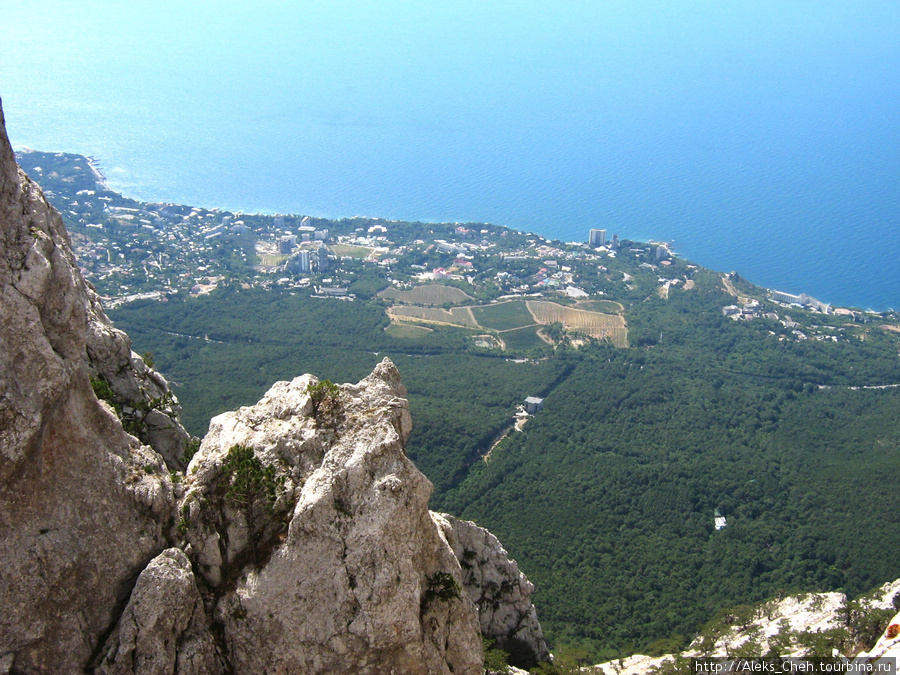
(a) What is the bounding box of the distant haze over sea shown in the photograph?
[2,1,898,309]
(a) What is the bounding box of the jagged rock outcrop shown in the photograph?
[436,514,550,667]
[180,361,484,674]
[84,285,192,469]
[593,580,900,674]
[0,99,548,673]
[96,548,220,674]
[0,98,176,671]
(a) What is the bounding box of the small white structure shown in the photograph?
[523,397,544,414]
[714,508,727,530]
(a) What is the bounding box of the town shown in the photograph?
[16,149,893,348]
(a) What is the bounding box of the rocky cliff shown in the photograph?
[0,99,178,672]
[436,514,550,666]
[0,99,546,673]
[593,581,900,674]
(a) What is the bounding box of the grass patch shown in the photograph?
[575,299,624,314]
[471,300,536,331]
[388,305,478,327]
[499,325,545,350]
[330,244,373,259]
[386,323,434,338]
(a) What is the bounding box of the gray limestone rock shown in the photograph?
[437,514,550,668]
[180,359,484,674]
[95,548,219,675]
[84,285,192,470]
[0,99,175,672]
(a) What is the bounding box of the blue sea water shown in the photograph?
[1,1,898,309]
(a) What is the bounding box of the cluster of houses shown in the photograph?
[722,299,775,322]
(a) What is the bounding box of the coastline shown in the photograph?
[85,155,108,190]
[13,145,893,314]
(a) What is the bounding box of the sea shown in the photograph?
[1,1,898,310]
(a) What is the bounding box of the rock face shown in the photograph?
[436,514,550,667]
[181,362,483,674]
[0,100,176,671]
[858,603,900,664]
[593,581,900,674]
[0,98,547,673]
[84,284,192,470]
[96,548,220,675]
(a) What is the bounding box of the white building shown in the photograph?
[524,397,544,414]
[714,509,727,530]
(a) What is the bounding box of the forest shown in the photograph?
[108,272,900,662]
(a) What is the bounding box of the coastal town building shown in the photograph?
[317,244,330,272]
[770,290,831,314]
[288,249,312,274]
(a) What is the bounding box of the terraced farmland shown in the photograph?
[384,293,627,349]
[527,300,628,347]
[378,284,474,306]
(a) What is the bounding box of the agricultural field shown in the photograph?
[385,323,434,339]
[528,300,628,347]
[574,299,624,314]
[387,305,478,328]
[470,300,537,331]
[378,284,473,306]
[384,296,627,348]
[497,325,546,351]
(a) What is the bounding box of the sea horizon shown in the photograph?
[2,1,898,310]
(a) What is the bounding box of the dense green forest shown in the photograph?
[109,277,900,662]
[109,286,569,493]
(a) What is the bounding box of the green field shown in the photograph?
[499,325,546,350]
[378,284,473,306]
[575,299,624,314]
[385,323,434,339]
[330,244,373,259]
[471,300,537,331]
